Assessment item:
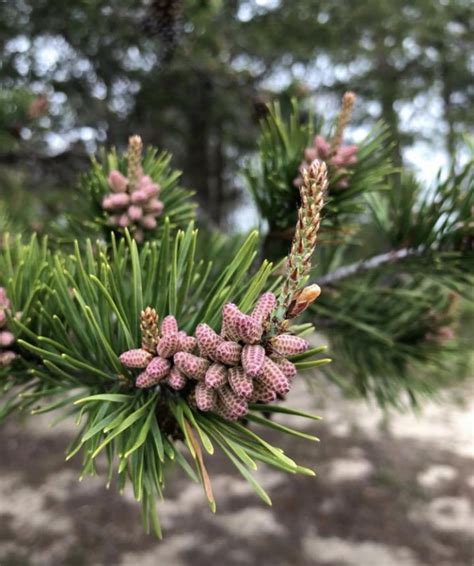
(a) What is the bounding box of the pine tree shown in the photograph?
[0,94,472,536]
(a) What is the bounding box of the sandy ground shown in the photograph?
[0,378,473,566]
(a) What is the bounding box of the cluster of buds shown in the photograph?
[192,292,309,420]
[119,292,313,421]
[119,307,197,390]
[102,136,164,242]
[294,92,358,190]
[0,288,18,367]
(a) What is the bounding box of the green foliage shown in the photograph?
[327,122,394,235]
[312,156,474,407]
[245,100,316,232]
[317,278,464,408]
[1,0,473,541]
[244,97,472,409]
[368,162,474,276]
[58,146,196,242]
[1,227,327,536]
[0,233,50,332]
[2,0,472,224]
[0,234,51,418]
[0,88,36,151]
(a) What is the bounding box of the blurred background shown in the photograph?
[0,1,473,564]
[1,0,473,228]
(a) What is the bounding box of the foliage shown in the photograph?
[317,278,465,408]
[2,1,472,224]
[244,97,473,408]
[1,223,328,536]
[368,164,474,272]
[313,158,474,407]
[0,234,51,419]
[0,0,473,541]
[0,88,37,151]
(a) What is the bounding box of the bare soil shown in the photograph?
[0,380,473,566]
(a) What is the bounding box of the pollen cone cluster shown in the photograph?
[294,92,358,189]
[194,291,307,421]
[101,136,164,242]
[0,287,18,367]
[119,307,197,390]
[294,136,357,189]
[119,292,311,421]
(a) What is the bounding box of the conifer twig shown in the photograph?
[275,160,327,324]
[317,248,421,287]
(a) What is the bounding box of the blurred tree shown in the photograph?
[243,0,473,169]
[0,0,472,223]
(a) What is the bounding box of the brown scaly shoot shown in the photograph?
[329,91,356,156]
[127,135,144,191]
[275,159,327,327]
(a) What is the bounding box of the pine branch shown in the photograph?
[0,218,328,537]
[315,276,467,408]
[311,156,473,407]
[317,248,420,286]
[55,139,196,243]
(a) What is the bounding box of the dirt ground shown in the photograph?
[0,378,473,566]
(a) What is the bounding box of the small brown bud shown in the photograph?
[286,284,321,318]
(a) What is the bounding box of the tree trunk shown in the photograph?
[212,121,225,227]
[185,71,213,220]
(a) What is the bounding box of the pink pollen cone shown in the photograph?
[257,357,290,395]
[145,199,164,215]
[161,315,178,336]
[102,193,130,210]
[141,215,157,230]
[0,331,15,347]
[270,334,309,356]
[204,363,228,389]
[142,183,159,199]
[196,323,223,359]
[174,352,210,380]
[117,214,130,228]
[228,367,253,399]
[156,332,180,358]
[241,344,265,377]
[128,205,143,221]
[145,357,171,380]
[119,348,154,368]
[108,170,128,192]
[195,382,217,411]
[130,190,149,204]
[166,367,187,390]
